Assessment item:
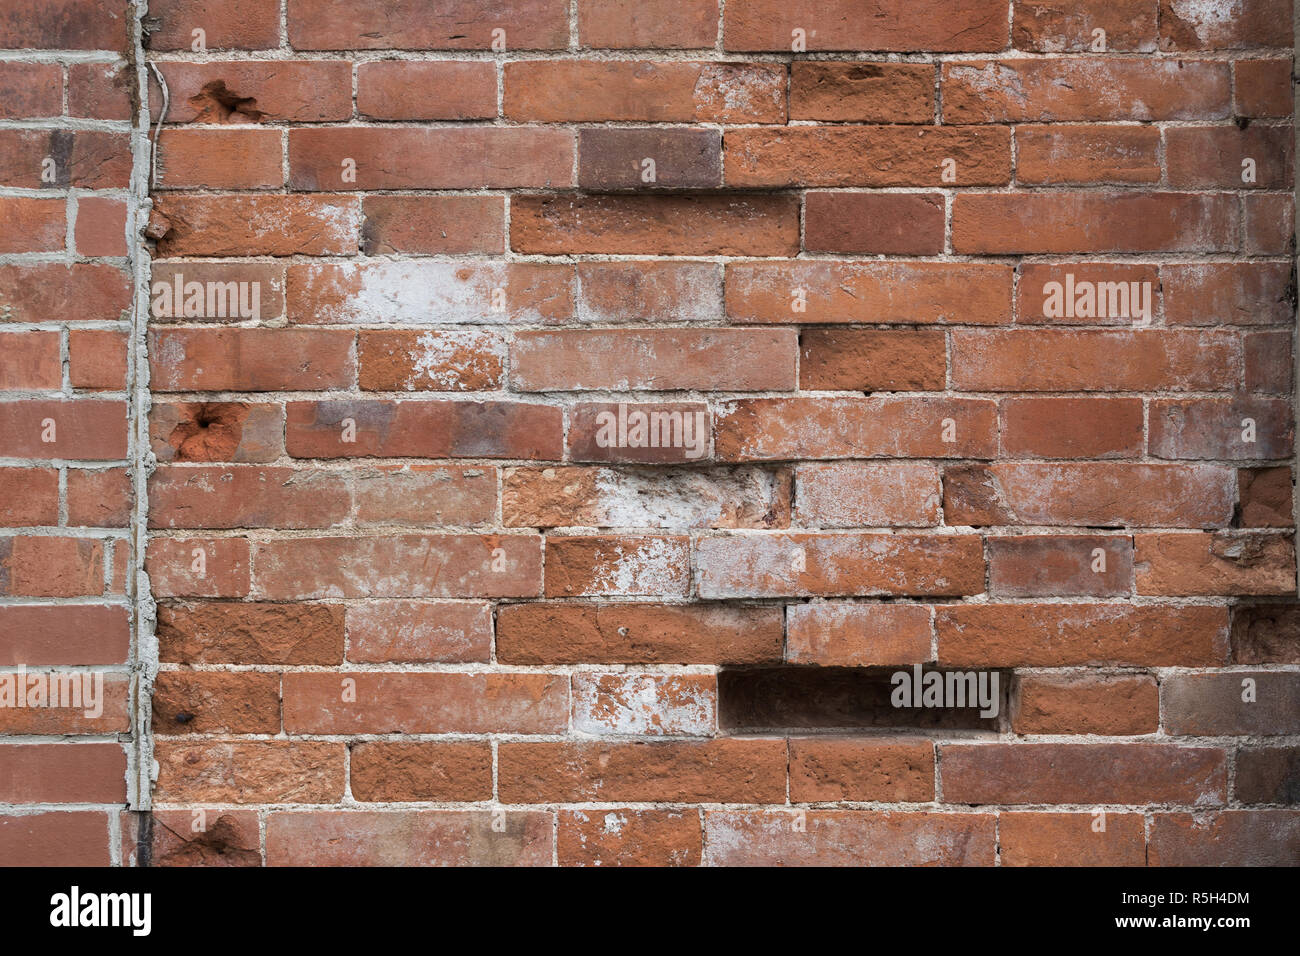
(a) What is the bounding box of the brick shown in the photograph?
[150,328,355,392]
[66,467,131,527]
[158,601,344,664]
[1236,58,1294,116]
[287,261,574,326]
[943,58,1229,121]
[1159,0,1293,50]
[156,128,284,189]
[505,61,786,123]
[704,810,995,866]
[511,194,799,256]
[150,402,284,463]
[254,534,542,599]
[1017,262,1160,325]
[1149,811,1300,867]
[1016,125,1161,184]
[350,742,492,802]
[145,536,251,597]
[358,330,505,391]
[1013,674,1158,735]
[290,127,574,190]
[61,344,125,415]
[1162,672,1300,735]
[545,535,691,597]
[1135,532,1296,595]
[266,810,554,866]
[696,533,985,598]
[499,739,787,803]
[285,400,563,460]
[0,0,126,49]
[0,264,131,325]
[804,193,945,254]
[1000,397,1145,458]
[953,329,1239,390]
[1243,193,1295,253]
[0,672,128,735]
[1167,125,1294,188]
[0,331,61,390]
[953,192,1236,253]
[1151,397,1293,460]
[68,62,132,120]
[357,61,497,120]
[0,813,111,866]
[941,743,1226,805]
[287,0,570,50]
[794,462,941,528]
[785,603,933,666]
[578,128,721,189]
[936,603,1230,667]
[1013,0,1158,51]
[284,672,567,734]
[147,0,281,49]
[148,466,350,530]
[1235,745,1300,803]
[800,328,946,391]
[572,673,716,736]
[156,61,353,123]
[1162,262,1293,326]
[989,535,1134,597]
[944,463,1236,527]
[1245,331,1294,394]
[149,262,285,323]
[511,329,796,391]
[723,0,1009,51]
[346,601,492,663]
[717,397,998,460]
[999,813,1146,867]
[578,0,718,48]
[152,670,281,734]
[1232,603,1300,663]
[0,468,59,526]
[154,740,344,803]
[352,465,496,527]
[126,809,261,867]
[361,196,504,256]
[496,603,783,665]
[0,536,103,597]
[724,126,1011,186]
[1238,466,1293,528]
[576,262,721,324]
[726,261,1014,325]
[790,738,935,802]
[789,62,934,122]
[0,744,125,803]
[153,195,360,257]
[0,605,130,666]
[0,63,62,119]
[0,198,65,253]
[503,466,790,530]
[73,198,129,256]
[559,809,702,867]
[568,402,714,464]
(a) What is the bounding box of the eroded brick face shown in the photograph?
[2,0,1297,869]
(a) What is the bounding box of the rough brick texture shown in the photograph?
[2,0,1297,869]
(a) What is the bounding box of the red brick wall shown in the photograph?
[4,0,1299,867]
[0,1,139,865]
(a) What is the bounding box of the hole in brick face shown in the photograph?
[718,666,1008,734]
[187,81,265,123]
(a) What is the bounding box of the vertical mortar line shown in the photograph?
[126,0,158,834]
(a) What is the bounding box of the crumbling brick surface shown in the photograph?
[2,0,1298,867]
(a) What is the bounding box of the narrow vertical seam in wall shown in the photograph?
[1293,0,1300,599]
[125,0,158,827]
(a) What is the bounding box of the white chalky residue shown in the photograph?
[405,330,504,390]
[1169,0,1244,42]
[308,261,551,325]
